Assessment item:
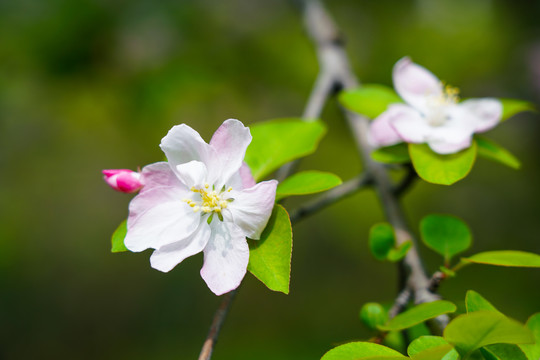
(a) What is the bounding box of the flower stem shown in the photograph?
[198,289,237,360]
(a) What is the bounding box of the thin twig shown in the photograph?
[276,54,336,182]
[289,173,372,224]
[299,0,448,332]
[387,288,413,319]
[428,271,447,293]
[198,289,238,360]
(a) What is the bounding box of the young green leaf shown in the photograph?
[408,336,459,360]
[387,240,412,262]
[360,302,388,330]
[439,266,456,277]
[465,292,530,359]
[247,205,292,294]
[476,136,521,170]
[519,313,540,360]
[244,118,326,181]
[420,214,472,263]
[111,219,128,253]
[411,344,458,360]
[463,251,540,268]
[444,311,534,359]
[338,84,403,119]
[409,141,477,185]
[320,342,407,360]
[275,170,342,201]
[465,290,499,313]
[378,300,457,332]
[407,322,431,343]
[371,143,411,164]
[383,331,407,355]
[481,344,528,360]
[500,98,536,121]
[369,223,396,261]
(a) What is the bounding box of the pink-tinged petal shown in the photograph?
[227,162,256,190]
[160,124,219,179]
[226,180,277,240]
[459,98,502,133]
[239,162,256,188]
[103,169,143,193]
[393,57,443,112]
[369,104,414,147]
[209,119,252,188]
[389,106,431,143]
[125,187,199,252]
[140,162,183,192]
[427,137,472,154]
[200,221,249,296]
[175,160,208,189]
[115,172,144,193]
[150,221,211,272]
[103,169,132,177]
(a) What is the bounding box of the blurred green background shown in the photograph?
[1,0,539,359]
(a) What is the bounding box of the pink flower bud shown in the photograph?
[102,169,144,193]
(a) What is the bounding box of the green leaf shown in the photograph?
[481,344,528,360]
[463,251,540,268]
[465,290,499,313]
[371,143,411,164]
[409,141,477,185]
[275,170,342,201]
[419,214,472,263]
[387,241,412,262]
[368,223,410,262]
[444,311,534,359]
[408,336,459,360]
[378,300,457,332]
[500,98,536,121]
[360,302,388,330]
[407,322,431,342]
[320,342,407,360]
[338,84,403,119]
[369,223,396,261]
[244,118,326,181]
[247,205,292,294]
[411,344,458,360]
[520,313,540,360]
[111,220,128,253]
[476,136,521,170]
[383,331,407,355]
[464,293,536,360]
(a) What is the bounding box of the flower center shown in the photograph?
[182,183,233,215]
[425,83,460,126]
[441,83,460,105]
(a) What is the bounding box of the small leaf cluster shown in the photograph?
[327,291,539,360]
[368,214,540,273]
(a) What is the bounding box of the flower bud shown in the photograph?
[360,302,388,330]
[103,169,143,193]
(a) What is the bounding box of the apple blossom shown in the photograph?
[369,57,503,154]
[124,119,277,295]
[103,169,144,193]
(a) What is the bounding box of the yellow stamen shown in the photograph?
[184,184,234,220]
